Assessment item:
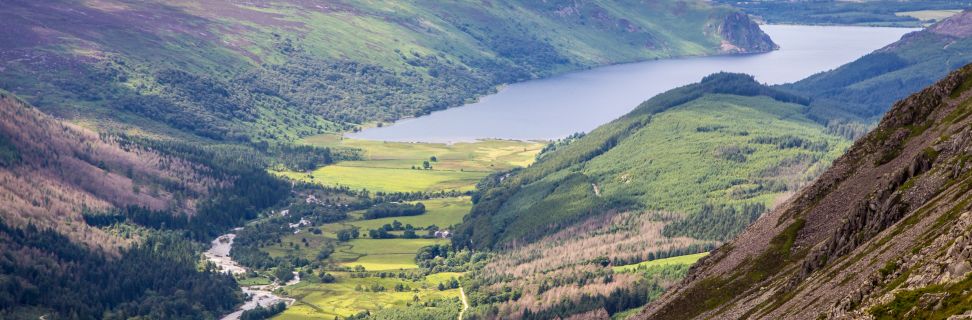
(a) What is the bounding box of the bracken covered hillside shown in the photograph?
[0,92,219,249]
[0,0,775,143]
[640,64,972,319]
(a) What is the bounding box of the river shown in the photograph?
[205,232,297,320]
[349,25,916,143]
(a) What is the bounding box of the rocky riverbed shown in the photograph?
[205,232,296,320]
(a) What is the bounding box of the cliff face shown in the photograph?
[639,64,972,319]
[717,12,779,53]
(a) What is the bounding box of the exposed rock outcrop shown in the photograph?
[717,12,779,53]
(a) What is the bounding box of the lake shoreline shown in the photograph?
[348,25,916,144]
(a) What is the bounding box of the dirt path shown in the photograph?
[458,286,469,320]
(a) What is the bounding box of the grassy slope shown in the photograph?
[457,76,850,248]
[0,0,767,144]
[611,253,709,273]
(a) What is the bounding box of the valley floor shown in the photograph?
[223,136,543,319]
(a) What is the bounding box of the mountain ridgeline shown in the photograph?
[791,10,972,122]
[0,0,774,143]
[640,64,972,320]
[454,73,848,250]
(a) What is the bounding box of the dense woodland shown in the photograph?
[455,73,828,250]
[363,202,427,219]
[0,221,241,319]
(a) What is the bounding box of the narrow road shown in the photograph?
[458,287,469,320]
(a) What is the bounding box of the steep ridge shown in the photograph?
[791,10,972,122]
[639,64,972,319]
[0,0,774,143]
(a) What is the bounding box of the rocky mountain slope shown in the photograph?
[0,0,774,143]
[639,64,972,320]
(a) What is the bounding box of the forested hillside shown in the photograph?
[0,90,319,318]
[790,11,972,122]
[639,61,972,320]
[449,73,855,318]
[455,73,847,251]
[0,0,774,143]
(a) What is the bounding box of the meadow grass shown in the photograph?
[338,238,447,271]
[612,253,709,273]
[278,136,543,193]
[275,165,486,193]
[302,135,543,171]
[278,271,463,319]
[261,233,447,270]
[346,197,472,230]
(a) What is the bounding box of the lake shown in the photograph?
[349,25,916,143]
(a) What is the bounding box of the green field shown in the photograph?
[612,253,709,273]
[265,138,540,318]
[347,197,472,230]
[262,230,449,270]
[275,137,544,193]
[301,135,543,171]
[336,238,448,271]
[262,196,469,268]
[895,9,961,22]
[278,272,463,320]
[276,165,485,193]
